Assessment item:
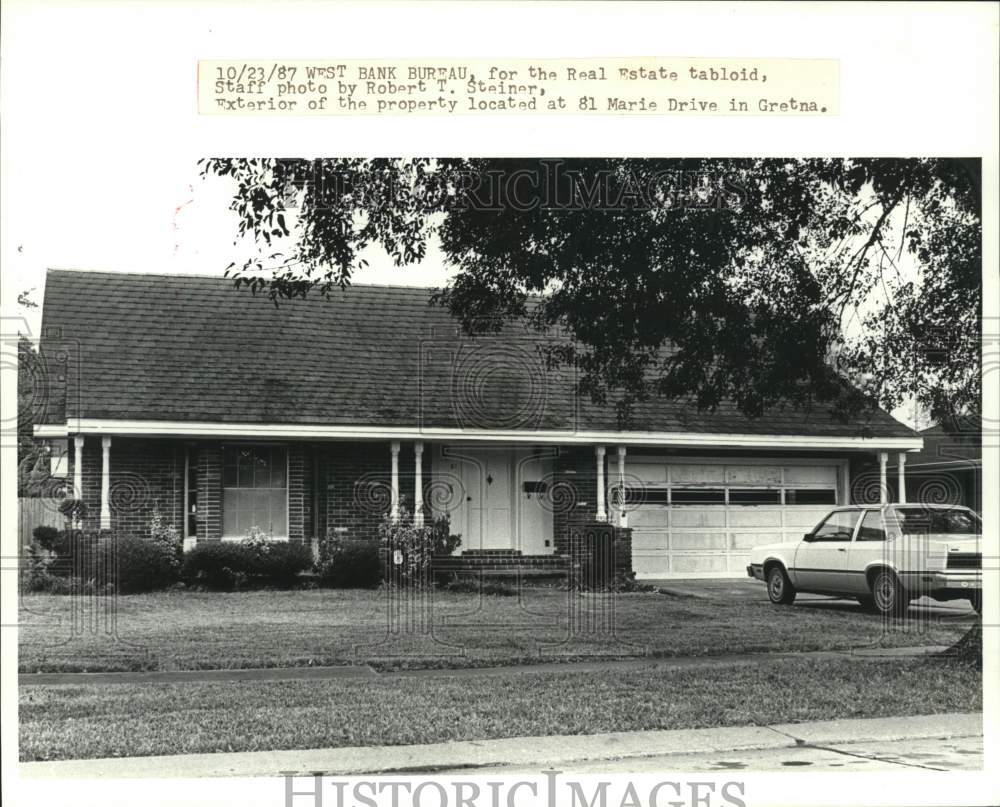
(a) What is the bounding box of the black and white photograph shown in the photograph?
[1,4,997,807]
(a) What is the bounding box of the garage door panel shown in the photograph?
[672,554,727,573]
[730,531,782,549]
[670,464,726,484]
[728,508,783,527]
[629,508,670,528]
[631,529,669,550]
[632,551,670,575]
[727,553,751,572]
[784,508,830,528]
[725,465,782,485]
[671,532,727,550]
[784,466,838,485]
[670,509,726,528]
[629,464,668,483]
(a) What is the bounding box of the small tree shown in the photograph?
[380,507,461,588]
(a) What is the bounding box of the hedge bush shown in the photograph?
[317,538,382,589]
[182,542,253,590]
[253,541,314,587]
[183,539,313,590]
[104,533,181,594]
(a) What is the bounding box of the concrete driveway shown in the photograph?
[647,577,978,619]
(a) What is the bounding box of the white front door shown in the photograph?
[447,447,512,550]
[438,446,553,553]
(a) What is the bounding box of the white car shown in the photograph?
[747,504,982,616]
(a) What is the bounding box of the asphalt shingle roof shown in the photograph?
[37,269,916,438]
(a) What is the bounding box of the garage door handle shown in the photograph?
[837,547,847,552]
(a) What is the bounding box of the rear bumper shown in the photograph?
[902,570,981,597]
[747,563,764,581]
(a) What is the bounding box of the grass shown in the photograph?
[19,583,975,673]
[19,656,981,761]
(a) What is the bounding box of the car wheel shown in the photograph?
[766,565,796,605]
[969,591,982,615]
[870,569,907,617]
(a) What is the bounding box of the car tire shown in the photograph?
[766,565,796,605]
[969,591,982,615]
[857,595,876,612]
[870,569,908,618]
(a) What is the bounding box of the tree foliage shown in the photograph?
[200,158,981,428]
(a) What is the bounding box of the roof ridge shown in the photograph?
[45,267,445,292]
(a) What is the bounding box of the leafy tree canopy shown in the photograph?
[200,158,981,430]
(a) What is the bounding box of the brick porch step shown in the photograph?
[433,554,572,577]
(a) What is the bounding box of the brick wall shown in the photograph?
[73,437,184,537]
[197,443,223,540]
[552,445,601,555]
[318,441,426,543]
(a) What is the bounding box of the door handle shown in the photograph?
[837,547,847,552]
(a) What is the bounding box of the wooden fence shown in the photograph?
[18,498,63,547]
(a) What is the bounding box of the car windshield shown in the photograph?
[893,507,981,535]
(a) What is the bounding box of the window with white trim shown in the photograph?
[222,445,288,537]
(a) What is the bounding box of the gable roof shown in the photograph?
[37,269,917,440]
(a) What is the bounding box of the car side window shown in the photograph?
[856,510,886,541]
[811,510,860,542]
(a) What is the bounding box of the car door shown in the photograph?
[847,508,887,594]
[792,509,862,593]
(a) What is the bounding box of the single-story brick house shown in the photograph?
[34,268,924,579]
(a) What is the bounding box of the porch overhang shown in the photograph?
[34,419,924,452]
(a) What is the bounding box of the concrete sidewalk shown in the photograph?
[18,644,953,686]
[20,713,981,778]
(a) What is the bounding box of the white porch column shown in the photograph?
[878,451,889,505]
[390,441,400,523]
[72,436,84,527]
[616,446,628,527]
[897,452,907,504]
[595,445,607,522]
[100,436,112,530]
[413,441,424,527]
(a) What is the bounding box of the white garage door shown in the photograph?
[624,460,843,578]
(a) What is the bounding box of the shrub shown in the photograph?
[32,525,61,552]
[253,541,314,587]
[317,538,382,589]
[182,542,254,590]
[380,508,462,589]
[147,505,183,576]
[182,534,313,590]
[104,533,180,594]
[442,574,518,597]
[51,530,105,576]
[22,544,56,592]
[428,513,462,556]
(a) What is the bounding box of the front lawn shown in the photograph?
[19,656,981,761]
[19,584,974,673]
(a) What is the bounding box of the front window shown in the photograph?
[893,507,981,536]
[222,445,288,538]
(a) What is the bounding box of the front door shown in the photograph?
[792,509,861,592]
[449,447,513,550]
